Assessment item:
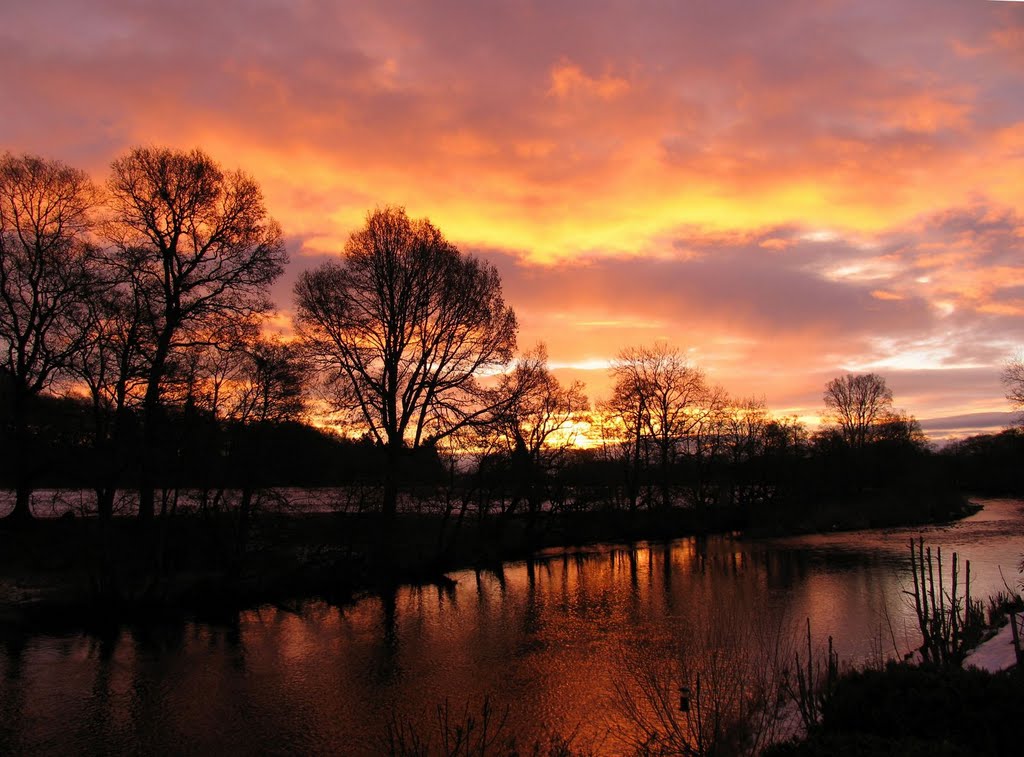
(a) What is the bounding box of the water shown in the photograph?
[1,499,1022,754]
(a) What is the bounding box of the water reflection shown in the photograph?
[1,499,1022,754]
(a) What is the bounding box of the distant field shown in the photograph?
[0,488,380,518]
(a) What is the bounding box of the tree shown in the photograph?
[295,206,517,519]
[491,345,588,532]
[874,411,926,448]
[822,372,894,450]
[1003,355,1024,416]
[0,153,97,521]
[227,336,307,426]
[696,395,769,509]
[599,370,649,513]
[608,343,708,510]
[72,276,151,520]
[217,335,308,542]
[105,146,287,520]
[685,384,728,508]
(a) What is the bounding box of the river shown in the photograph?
[1,498,1021,754]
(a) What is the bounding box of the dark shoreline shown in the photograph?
[0,491,978,636]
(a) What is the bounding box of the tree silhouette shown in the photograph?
[228,337,307,426]
[492,345,588,533]
[295,206,517,519]
[105,146,287,520]
[72,275,151,520]
[1003,355,1024,418]
[609,343,708,510]
[822,373,894,450]
[0,153,97,521]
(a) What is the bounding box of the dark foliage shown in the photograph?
[2,377,967,531]
[767,664,1024,757]
[941,428,1024,495]
[0,388,440,491]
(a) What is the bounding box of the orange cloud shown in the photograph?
[4,0,1024,436]
[548,59,630,100]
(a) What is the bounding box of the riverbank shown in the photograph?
[0,508,709,631]
[765,662,1023,756]
[0,489,978,634]
[744,486,976,536]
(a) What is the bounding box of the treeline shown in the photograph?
[0,147,982,534]
[0,379,388,492]
[0,350,951,531]
[941,427,1024,495]
[418,347,959,538]
[0,149,290,522]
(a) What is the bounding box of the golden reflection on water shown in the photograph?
[1,499,1022,755]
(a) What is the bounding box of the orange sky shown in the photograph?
[4,0,1024,438]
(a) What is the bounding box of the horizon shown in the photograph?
[4,0,1023,439]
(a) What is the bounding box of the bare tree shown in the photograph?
[492,345,588,533]
[686,385,728,509]
[72,276,152,520]
[721,397,770,469]
[0,153,97,521]
[690,393,767,509]
[215,334,308,538]
[613,592,795,755]
[822,372,894,450]
[1003,355,1024,417]
[609,344,708,510]
[227,336,307,426]
[105,146,287,520]
[160,315,262,421]
[599,371,650,513]
[295,206,517,519]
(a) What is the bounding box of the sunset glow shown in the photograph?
[5,0,1024,437]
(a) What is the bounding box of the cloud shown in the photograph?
[470,195,1024,425]
[548,59,629,100]
[5,1,1022,254]
[918,411,1020,442]
[3,0,1023,437]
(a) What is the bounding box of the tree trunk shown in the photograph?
[138,326,175,522]
[627,425,642,514]
[8,486,33,523]
[659,440,671,510]
[137,488,155,523]
[5,391,34,522]
[236,485,254,566]
[381,439,402,520]
[88,395,128,524]
[137,418,157,521]
[96,485,116,522]
[625,469,639,514]
[372,443,402,581]
[525,495,540,547]
[382,468,399,521]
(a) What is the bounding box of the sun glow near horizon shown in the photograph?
[4,0,1023,437]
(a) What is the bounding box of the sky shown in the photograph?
[3,0,1023,438]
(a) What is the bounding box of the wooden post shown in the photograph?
[946,549,954,651]
[927,546,939,662]
[1010,611,1023,667]
[937,547,945,644]
[910,539,927,661]
[965,559,971,635]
